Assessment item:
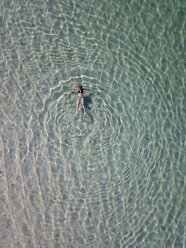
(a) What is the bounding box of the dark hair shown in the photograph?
[78,85,83,89]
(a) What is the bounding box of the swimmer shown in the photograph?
[70,85,90,114]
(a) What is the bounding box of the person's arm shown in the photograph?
[70,88,78,91]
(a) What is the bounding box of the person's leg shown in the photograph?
[76,98,80,114]
[81,99,86,114]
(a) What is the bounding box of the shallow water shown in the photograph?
[0,0,185,247]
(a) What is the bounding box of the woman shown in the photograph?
[70,85,90,114]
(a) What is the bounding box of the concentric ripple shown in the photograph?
[43,80,127,159]
[0,0,185,247]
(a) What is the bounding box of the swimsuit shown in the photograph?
[78,88,84,99]
[78,96,84,100]
[78,89,83,93]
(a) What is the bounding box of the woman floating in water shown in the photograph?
[70,85,90,114]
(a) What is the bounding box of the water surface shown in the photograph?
[0,0,185,247]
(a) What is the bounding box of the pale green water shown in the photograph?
[0,0,185,247]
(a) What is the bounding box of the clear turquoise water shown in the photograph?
[0,0,185,247]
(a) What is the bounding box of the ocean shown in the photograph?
[0,0,185,247]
